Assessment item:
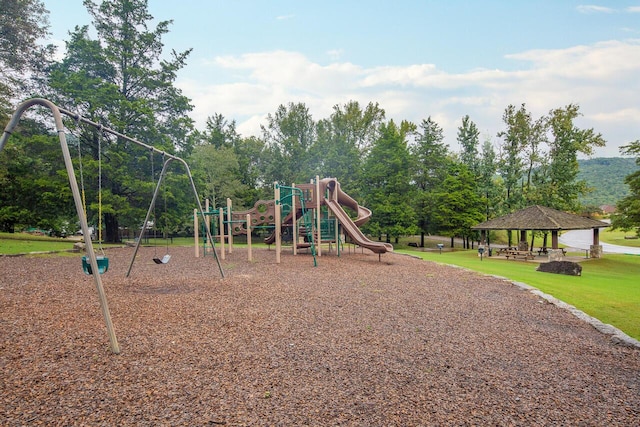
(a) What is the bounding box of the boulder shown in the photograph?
[536,260,582,276]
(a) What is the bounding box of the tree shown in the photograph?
[313,101,385,196]
[542,104,606,211]
[0,0,53,118]
[47,0,194,242]
[432,163,484,247]
[410,117,451,246]
[261,102,316,184]
[457,115,480,178]
[496,104,528,211]
[478,137,501,221]
[611,140,640,235]
[0,120,74,233]
[362,120,416,242]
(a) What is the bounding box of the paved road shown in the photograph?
[559,229,640,255]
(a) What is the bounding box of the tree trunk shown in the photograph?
[104,213,121,243]
[420,232,425,247]
[450,236,454,248]
[530,233,535,252]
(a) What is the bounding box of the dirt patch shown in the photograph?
[1,246,638,425]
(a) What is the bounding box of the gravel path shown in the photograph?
[1,246,639,426]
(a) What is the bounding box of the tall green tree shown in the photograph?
[362,120,416,242]
[541,104,606,211]
[432,162,484,247]
[312,101,385,196]
[410,117,451,246]
[0,0,53,118]
[478,137,501,221]
[611,140,640,235]
[457,115,480,178]
[496,104,529,211]
[0,121,74,233]
[47,0,194,242]
[261,102,316,185]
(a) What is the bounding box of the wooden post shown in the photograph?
[219,209,225,260]
[275,183,281,264]
[227,198,233,253]
[292,183,297,256]
[316,175,321,257]
[247,213,252,262]
[194,208,199,258]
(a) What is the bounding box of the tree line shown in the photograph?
[3,0,638,244]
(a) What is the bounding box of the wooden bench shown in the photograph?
[505,251,535,261]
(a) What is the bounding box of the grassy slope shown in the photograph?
[398,249,640,341]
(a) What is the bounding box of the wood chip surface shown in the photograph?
[1,246,639,426]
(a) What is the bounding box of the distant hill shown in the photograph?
[578,157,639,208]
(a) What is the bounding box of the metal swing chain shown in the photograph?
[162,152,170,254]
[98,126,102,244]
[75,116,88,218]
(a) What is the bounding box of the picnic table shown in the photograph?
[537,247,567,256]
[504,250,535,261]
[496,246,518,256]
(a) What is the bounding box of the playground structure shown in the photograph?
[198,177,393,263]
[0,98,223,354]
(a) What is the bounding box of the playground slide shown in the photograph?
[324,198,393,254]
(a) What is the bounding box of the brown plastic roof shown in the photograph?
[471,205,609,231]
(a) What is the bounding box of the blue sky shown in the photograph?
[45,1,640,157]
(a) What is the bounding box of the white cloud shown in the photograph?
[180,40,640,157]
[577,5,615,14]
[626,6,640,13]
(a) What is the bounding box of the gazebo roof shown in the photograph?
[471,205,609,231]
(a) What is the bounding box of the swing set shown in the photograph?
[149,150,171,265]
[0,98,224,354]
[76,124,109,275]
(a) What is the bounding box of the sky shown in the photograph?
[44,0,640,158]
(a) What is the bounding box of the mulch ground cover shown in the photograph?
[1,246,639,426]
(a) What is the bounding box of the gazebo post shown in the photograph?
[551,230,559,249]
[590,228,603,258]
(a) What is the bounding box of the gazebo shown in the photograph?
[471,205,609,258]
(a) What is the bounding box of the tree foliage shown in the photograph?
[0,0,53,118]
[45,0,194,242]
[362,120,416,242]
[411,117,451,244]
[611,141,640,235]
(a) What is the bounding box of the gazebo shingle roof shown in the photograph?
[472,205,609,231]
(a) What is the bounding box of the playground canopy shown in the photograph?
[471,205,609,252]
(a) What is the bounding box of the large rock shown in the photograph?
[537,260,582,276]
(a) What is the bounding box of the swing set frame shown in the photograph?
[0,98,224,354]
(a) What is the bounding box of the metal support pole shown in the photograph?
[1,98,120,354]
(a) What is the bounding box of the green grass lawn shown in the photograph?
[600,228,640,248]
[398,248,640,341]
[0,232,80,254]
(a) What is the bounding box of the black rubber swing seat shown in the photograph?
[153,254,171,264]
[82,255,109,275]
